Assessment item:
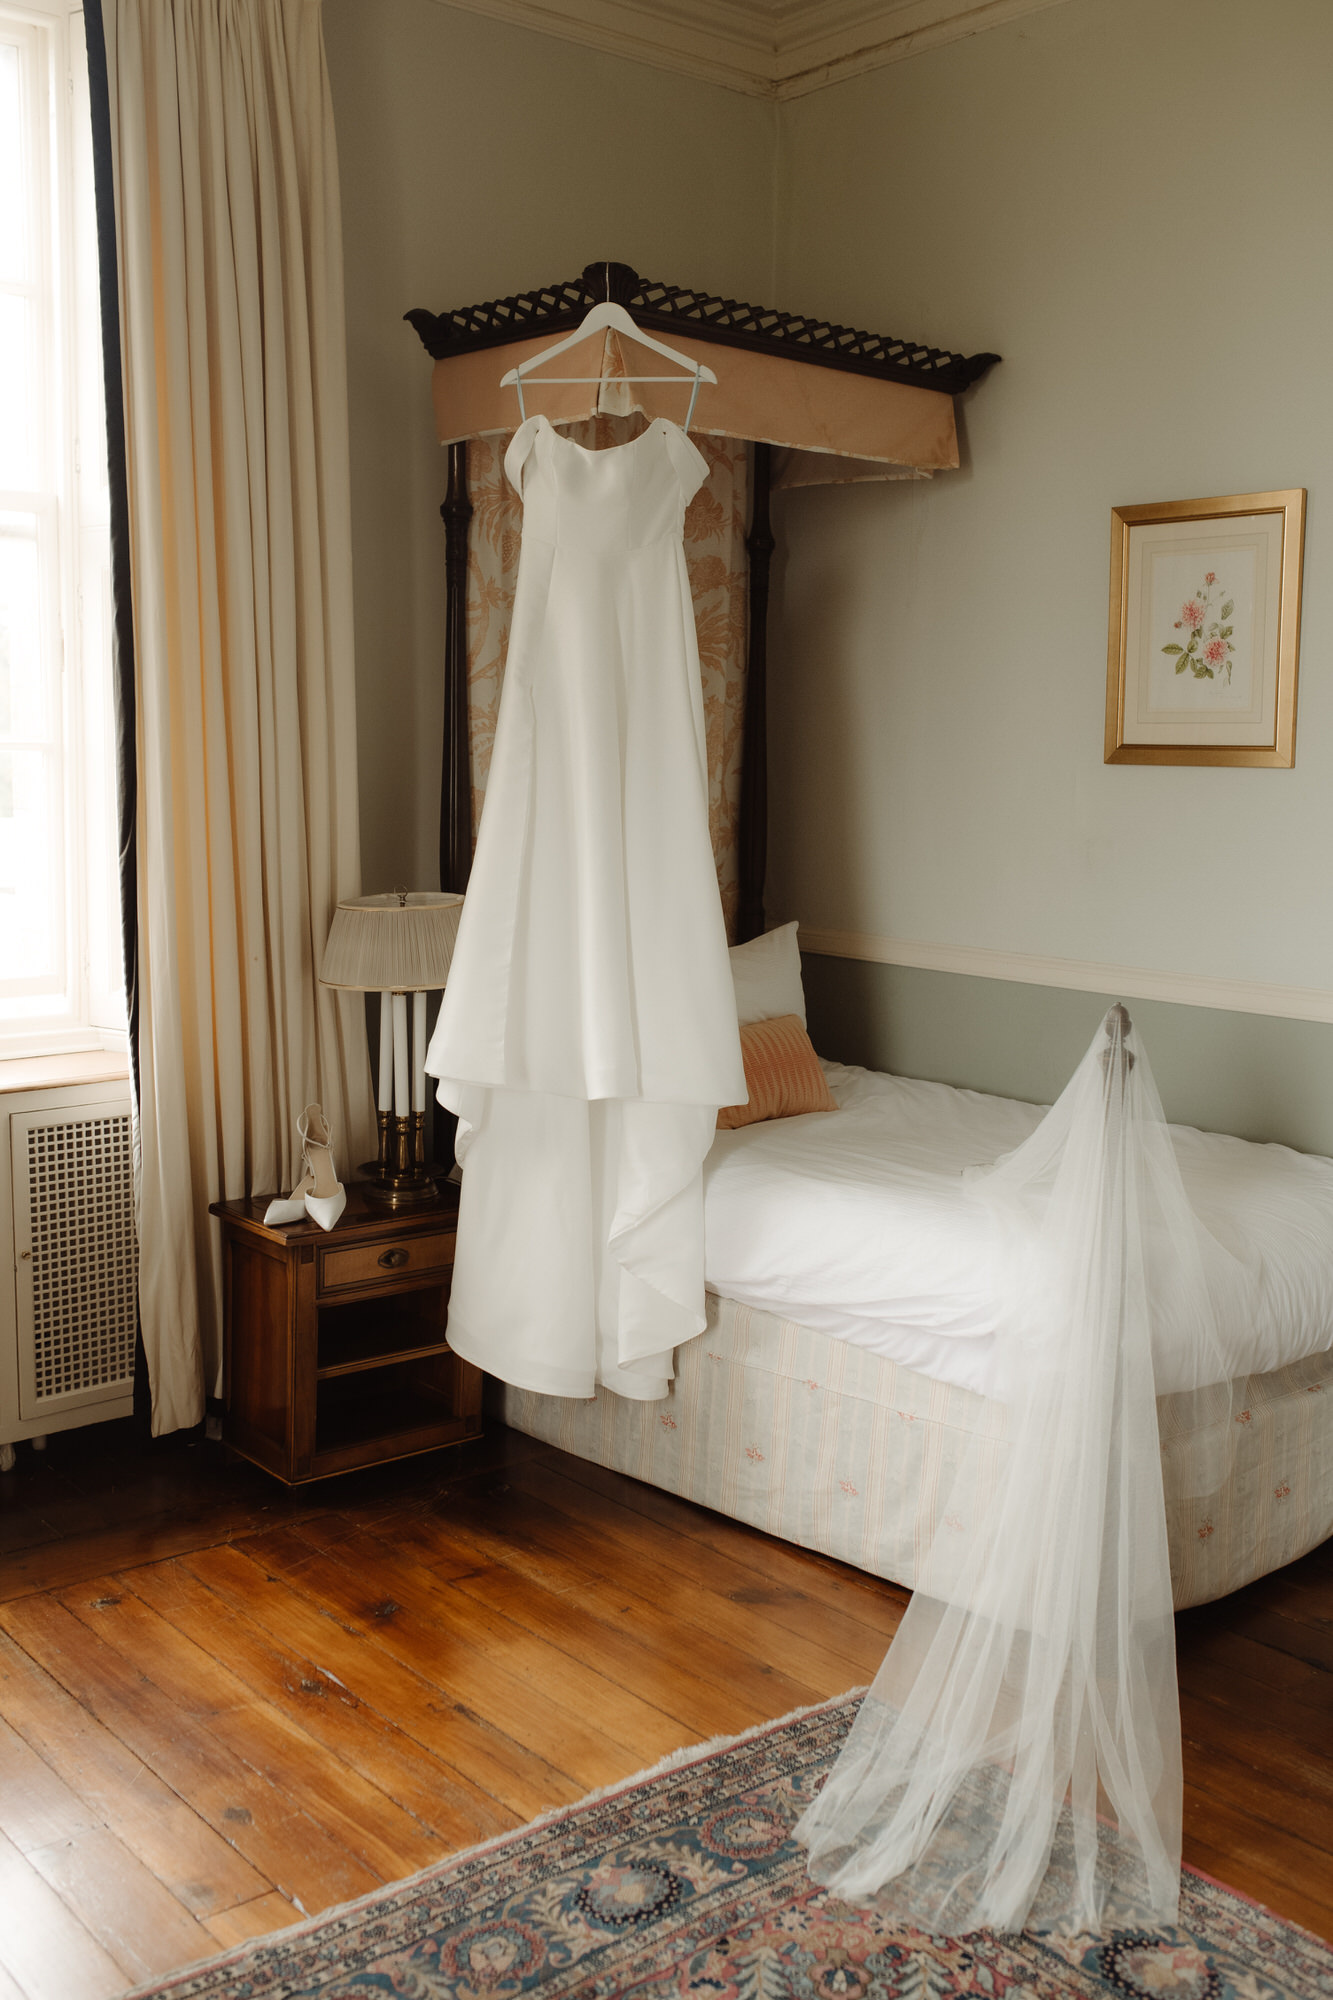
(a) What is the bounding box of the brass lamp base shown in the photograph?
[360,1108,441,1210]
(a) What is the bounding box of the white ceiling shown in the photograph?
[434,0,1072,98]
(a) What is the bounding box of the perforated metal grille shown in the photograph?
[26,1113,137,1401]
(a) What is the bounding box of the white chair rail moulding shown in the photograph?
[796,928,1333,1027]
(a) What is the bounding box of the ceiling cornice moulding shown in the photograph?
[434,0,1072,98]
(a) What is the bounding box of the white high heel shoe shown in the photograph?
[299,1103,346,1230]
[263,1104,347,1231]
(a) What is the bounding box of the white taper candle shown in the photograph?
[412,991,427,1113]
[392,992,409,1116]
[377,991,393,1112]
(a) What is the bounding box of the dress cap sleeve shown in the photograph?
[660,420,711,504]
[504,415,542,496]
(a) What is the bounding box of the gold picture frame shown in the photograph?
[1105,488,1305,767]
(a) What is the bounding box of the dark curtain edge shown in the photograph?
[82,0,155,1440]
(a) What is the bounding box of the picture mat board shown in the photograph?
[1124,514,1282,746]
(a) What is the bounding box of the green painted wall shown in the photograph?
[803,953,1333,1156]
[770,0,1333,999]
[774,0,1333,1156]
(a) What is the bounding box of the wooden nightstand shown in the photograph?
[211,1183,481,1483]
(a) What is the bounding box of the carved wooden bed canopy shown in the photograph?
[407,260,999,942]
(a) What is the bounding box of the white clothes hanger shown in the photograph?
[501,294,716,431]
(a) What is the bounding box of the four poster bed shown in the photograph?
[406,264,1333,1613]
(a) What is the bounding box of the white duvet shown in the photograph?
[702,1061,1333,1397]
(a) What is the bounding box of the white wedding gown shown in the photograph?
[425,414,745,1402]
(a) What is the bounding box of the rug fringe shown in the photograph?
[115,1688,865,2000]
[359,1686,868,1885]
[499,1685,869,1834]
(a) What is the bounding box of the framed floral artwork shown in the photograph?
[1104,489,1305,766]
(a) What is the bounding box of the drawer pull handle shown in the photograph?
[378,1248,409,1269]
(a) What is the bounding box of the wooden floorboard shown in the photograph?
[0,1419,1329,1997]
[0,1630,271,1917]
[0,1824,129,2000]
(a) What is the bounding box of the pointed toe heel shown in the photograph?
[263,1193,311,1227]
[299,1103,346,1233]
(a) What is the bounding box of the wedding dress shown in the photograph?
[425,414,745,1402]
[797,1007,1246,1935]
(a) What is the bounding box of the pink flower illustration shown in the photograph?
[839,1478,859,1496]
[1164,573,1234,682]
[1235,1409,1252,1425]
[944,1513,964,1532]
[1197,1520,1215,1541]
[659,1413,677,1431]
[805,1379,819,1392]
[745,1445,765,1463]
[1274,1482,1291,1501]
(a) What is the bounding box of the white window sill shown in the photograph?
[0,1048,132,1098]
[0,1024,129,1062]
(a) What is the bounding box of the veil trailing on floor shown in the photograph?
[796,1006,1247,1936]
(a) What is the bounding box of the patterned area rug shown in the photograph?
[128,1694,1331,2000]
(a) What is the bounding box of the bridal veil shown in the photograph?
[797,1006,1247,1935]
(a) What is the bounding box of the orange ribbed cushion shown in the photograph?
[717,1014,838,1130]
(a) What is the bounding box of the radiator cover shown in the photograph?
[12,1100,138,1419]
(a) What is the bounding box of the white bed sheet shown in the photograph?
[703,1061,1333,1398]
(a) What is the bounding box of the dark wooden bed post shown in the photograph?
[439,440,473,896]
[433,441,472,1168]
[737,441,773,945]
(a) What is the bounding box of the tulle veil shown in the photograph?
[796,1006,1247,1935]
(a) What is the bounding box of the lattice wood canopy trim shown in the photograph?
[406,260,998,396]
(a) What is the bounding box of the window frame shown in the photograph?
[0,0,124,1059]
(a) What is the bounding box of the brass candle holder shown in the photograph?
[362,1103,437,1210]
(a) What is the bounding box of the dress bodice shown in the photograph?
[504,414,708,553]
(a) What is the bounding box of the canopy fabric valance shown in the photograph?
[408,262,998,487]
[428,328,958,485]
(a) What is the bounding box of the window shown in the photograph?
[0,0,122,1055]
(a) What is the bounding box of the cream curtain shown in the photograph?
[465,417,751,935]
[102,0,375,1431]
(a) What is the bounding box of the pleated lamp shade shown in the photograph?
[319,892,463,992]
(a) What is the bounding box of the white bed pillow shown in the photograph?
[729,920,807,1027]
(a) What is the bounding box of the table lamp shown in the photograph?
[320,890,463,1208]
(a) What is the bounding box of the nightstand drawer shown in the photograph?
[319,1229,456,1295]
